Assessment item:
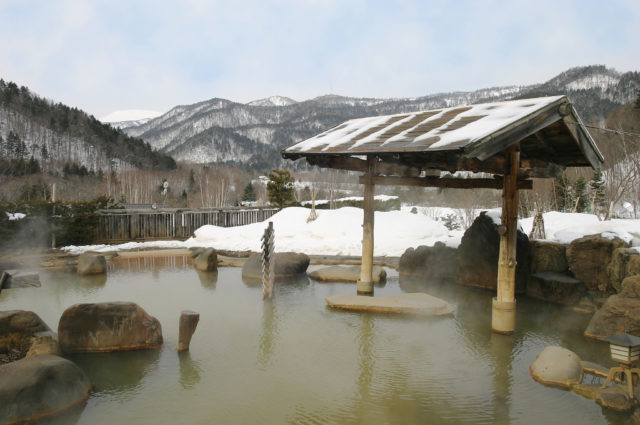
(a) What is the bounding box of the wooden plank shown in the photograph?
[359,175,533,190]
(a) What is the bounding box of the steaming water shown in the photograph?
[0,258,626,425]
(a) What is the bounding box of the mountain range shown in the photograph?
[114,65,640,171]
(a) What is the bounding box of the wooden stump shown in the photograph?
[178,310,200,352]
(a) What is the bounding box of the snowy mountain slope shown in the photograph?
[101,109,163,123]
[121,65,640,168]
[247,96,297,107]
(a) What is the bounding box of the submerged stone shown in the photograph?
[309,265,386,284]
[325,293,454,316]
[573,384,635,412]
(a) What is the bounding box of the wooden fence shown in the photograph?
[95,207,278,243]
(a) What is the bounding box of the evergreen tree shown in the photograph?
[242,182,256,202]
[573,176,588,212]
[589,169,607,214]
[6,131,20,158]
[635,91,640,109]
[267,169,295,209]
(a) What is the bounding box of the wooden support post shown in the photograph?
[357,156,376,295]
[492,145,520,335]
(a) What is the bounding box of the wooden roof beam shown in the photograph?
[358,175,533,190]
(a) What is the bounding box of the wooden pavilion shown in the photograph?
[281,95,604,334]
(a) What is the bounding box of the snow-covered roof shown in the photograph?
[282,95,604,174]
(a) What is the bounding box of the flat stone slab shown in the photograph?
[325,293,454,316]
[1,270,41,289]
[309,265,386,284]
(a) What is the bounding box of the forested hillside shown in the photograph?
[0,79,176,176]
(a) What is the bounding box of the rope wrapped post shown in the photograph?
[261,221,275,299]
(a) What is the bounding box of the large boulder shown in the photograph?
[566,234,629,293]
[0,310,55,364]
[191,248,218,272]
[456,212,530,292]
[0,354,91,425]
[529,240,569,273]
[608,248,640,293]
[584,275,640,339]
[58,302,163,353]
[399,242,458,280]
[241,252,310,280]
[76,253,107,275]
[309,265,386,284]
[526,272,586,305]
[530,346,583,389]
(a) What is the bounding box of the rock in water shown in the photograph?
[325,293,454,316]
[0,310,56,363]
[0,355,91,425]
[241,252,309,280]
[76,253,107,275]
[455,212,530,292]
[530,346,583,389]
[178,311,200,352]
[399,242,458,280]
[309,265,386,284]
[58,302,163,352]
[584,275,640,339]
[193,248,218,272]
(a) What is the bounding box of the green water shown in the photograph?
[0,261,627,424]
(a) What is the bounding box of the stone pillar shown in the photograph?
[492,145,520,334]
[178,310,200,352]
[357,156,376,295]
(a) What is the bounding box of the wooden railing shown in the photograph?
[95,207,278,243]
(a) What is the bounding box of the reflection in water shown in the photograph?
[357,314,375,405]
[36,400,86,425]
[75,273,107,293]
[70,350,160,395]
[196,270,218,289]
[109,254,192,272]
[0,265,623,425]
[490,333,515,425]
[258,299,278,369]
[179,351,202,389]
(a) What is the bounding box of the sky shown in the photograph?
[1,0,639,119]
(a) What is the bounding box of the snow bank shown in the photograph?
[61,208,640,256]
[520,211,640,246]
[188,207,454,256]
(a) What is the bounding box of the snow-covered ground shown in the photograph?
[61,207,640,256]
